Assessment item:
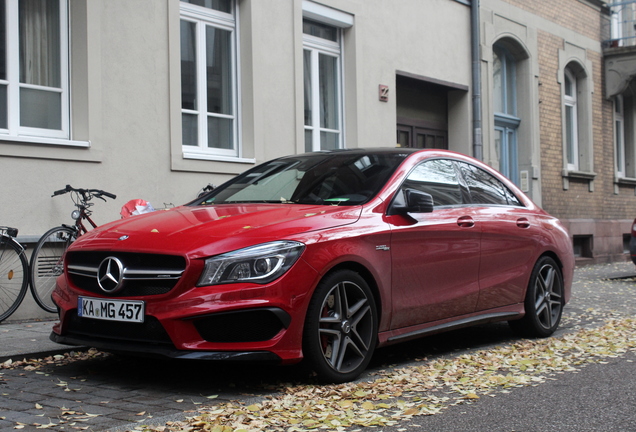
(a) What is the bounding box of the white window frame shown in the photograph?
[564,68,579,172]
[303,30,343,152]
[1,0,70,142]
[180,1,241,161]
[302,1,352,153]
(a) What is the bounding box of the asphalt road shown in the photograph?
[1,261,635,431]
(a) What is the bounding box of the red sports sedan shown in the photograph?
[51,148,574,383]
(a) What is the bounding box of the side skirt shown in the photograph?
[381,310,523,346]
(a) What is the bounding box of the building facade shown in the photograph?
[480,0,636,264]
[1,0,634,320]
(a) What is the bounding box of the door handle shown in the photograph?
[457,216,475,228]
[516,217,530,229]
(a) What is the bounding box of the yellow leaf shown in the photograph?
[361,401,375,410]
[339,400,354,409]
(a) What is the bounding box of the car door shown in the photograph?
[456,162,540,311]
[387,159,481,329]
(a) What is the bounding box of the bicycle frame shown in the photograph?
[73,207,99,237]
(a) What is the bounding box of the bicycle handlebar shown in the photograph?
[52,185,117,200]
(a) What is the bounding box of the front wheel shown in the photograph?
[303,269,378,383]
[509,256,564,338]
[29,226,77,313]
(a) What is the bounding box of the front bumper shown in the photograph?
[51,257,320,364]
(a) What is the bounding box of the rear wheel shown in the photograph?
[303,269,378,383]
[0,237,29,322]
[29,226,76,313]
[509,256,564,337]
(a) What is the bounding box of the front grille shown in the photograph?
[65,310,173,346]
[66,251,186,297]
[193,308,290,343]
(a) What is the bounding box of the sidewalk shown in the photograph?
[0,320,78,363]
[1,261,635,364]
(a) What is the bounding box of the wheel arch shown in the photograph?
[313,260,383,330]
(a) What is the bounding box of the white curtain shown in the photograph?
[19,0,60,88]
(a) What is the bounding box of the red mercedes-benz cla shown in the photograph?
[51,148,574,383]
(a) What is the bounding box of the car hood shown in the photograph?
[71,204,362,258]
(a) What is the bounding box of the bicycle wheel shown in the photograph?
[30,226,76,313]
[0,236,29,322]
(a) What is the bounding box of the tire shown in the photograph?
[0,237,29,322]
[509,256,564,338]
[302,269,378,383]
[29,226,76,313]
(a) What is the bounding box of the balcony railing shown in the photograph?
[605,0,636,48]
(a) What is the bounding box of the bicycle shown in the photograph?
[0,227,29,323]
[30,185,116,313]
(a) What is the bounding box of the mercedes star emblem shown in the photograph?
[97,257,125,293]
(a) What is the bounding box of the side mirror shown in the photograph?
[388,188,434,215]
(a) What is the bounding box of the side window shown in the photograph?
[404,159,464,207]
[458,162,522,206]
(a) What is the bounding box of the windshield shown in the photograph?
[193,152,408,206]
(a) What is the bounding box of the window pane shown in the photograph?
[505,56,515,115]
[181,0,231,13]
[180,20,197,111]
[303,20,338,42]
[319,53,338,130]
[0,0,5,81]
[616,119,624,171]
[206,26,232,115]
[0,84,6,129]
[305,129,312,152]
[20,87,61,129]
[19,0,61,87]
[459,163,509,206]
[303,50,312,126]
[565,73,572,97]
[182,113,198,146]
[320,131,338,150]
[406,159,464,206]
[493,50,503,113]
[207,116,233,149]
[565,105,575,165]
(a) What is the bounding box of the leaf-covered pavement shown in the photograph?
[120,311,634,432]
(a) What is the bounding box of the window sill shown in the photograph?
[182,151,255,164]
[562,170,596,191]
[0,135,102,162]
[172,152,256,175]
[615,177,636,186]
[561,170,597,180]
[0,135,90,148]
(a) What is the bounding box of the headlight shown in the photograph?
[197,241,305,286]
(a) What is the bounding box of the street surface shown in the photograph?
[1,262,635,431]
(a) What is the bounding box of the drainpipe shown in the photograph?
[471,0,483,160]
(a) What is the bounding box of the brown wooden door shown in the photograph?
[397,124,447,149]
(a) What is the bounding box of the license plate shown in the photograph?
[78,297,145,323]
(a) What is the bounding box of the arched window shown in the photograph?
[493,44,520,185]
